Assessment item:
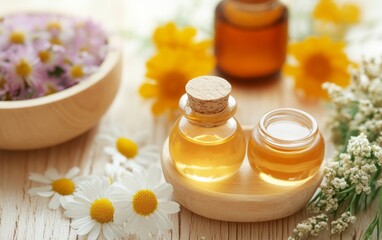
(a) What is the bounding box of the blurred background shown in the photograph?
[2,0,382,60]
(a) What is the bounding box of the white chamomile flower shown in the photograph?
[99,126,159,171]
[110,168,180,240]
[28,167,81,209]
[62,177,124,240]
[105,162,128,183]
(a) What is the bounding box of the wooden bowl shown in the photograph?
[161,127,324,222]
[0,39,122,150]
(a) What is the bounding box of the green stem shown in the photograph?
[335,185,356,196]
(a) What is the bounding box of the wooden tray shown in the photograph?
[161,128,324,222]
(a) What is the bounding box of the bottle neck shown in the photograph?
[258,108,318,149]
[179,94,237,127]
[228,0,279,12]
[222,0,284,28]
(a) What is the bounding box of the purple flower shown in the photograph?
[0,13,109,100]
[0,14,109,100]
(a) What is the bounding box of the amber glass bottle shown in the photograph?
[215,0,288,81]
[169,76,246,182]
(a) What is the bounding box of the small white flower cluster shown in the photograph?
[344,134,379,194]
[323,59,382,146]
[310,167,339,213]
[330,212,356,234]
[291,58,382,239]
[288,214,328,240]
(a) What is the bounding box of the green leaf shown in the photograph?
[48,66,65,77]
[362,213,379,240]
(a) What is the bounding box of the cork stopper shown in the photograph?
[185,76,232,114]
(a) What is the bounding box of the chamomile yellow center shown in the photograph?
[39,50,51,63]
[116,137,138,159]
[90,198,114,223]
[70,65,84,78]
[132,189,158,216]
[9,31,25,44]
[52,178,75,195]
[50,37,62,45]
[46,21,62,31]
[303,53,331,80]
[15,59,32,78]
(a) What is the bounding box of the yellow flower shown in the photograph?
[313,0,360,24]
[152,22,212,53]
[140,48,215,115]
[340,3,361,24]
[284,36,351,98]
[140,22,215,115]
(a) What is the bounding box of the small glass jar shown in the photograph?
[169,76,246,182]
[214,0,288,81]
[248,108,325,186]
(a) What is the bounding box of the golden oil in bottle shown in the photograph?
[248,108,325,186]
[214,0,288,81]
[169,76,246,182]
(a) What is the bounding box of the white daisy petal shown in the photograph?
[64,204,89,218]
[147,216,158,235]
[147,167,162,189]
[132,170,147,188]
[77,180,99,202]
[158,201,180,214]
[104,146,117,155]
[154,211,173,230]
[48,193,61,209]
[28,186,52,195]
[73,217,96,235]
[44,168,60,180]
[88,222,101,240]
[137,218,150,240]
[37,191,55,198]
[152,213,167,231]
[154,183,173,200]
[102,223,115,240]
[120,176,140,193]
[72,216,92,230]
[109,224,124,238]
[60,195,74,209]
[29,173,51,183]
[125,215,140,232]
[123,160,144,171]
[65,167,80,179]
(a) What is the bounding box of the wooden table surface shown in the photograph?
[0,0,380,239]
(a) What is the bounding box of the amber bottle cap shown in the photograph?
[185,76,231,114]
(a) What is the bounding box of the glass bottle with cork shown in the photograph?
[214,0,288,81]
[169,76,246,182]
